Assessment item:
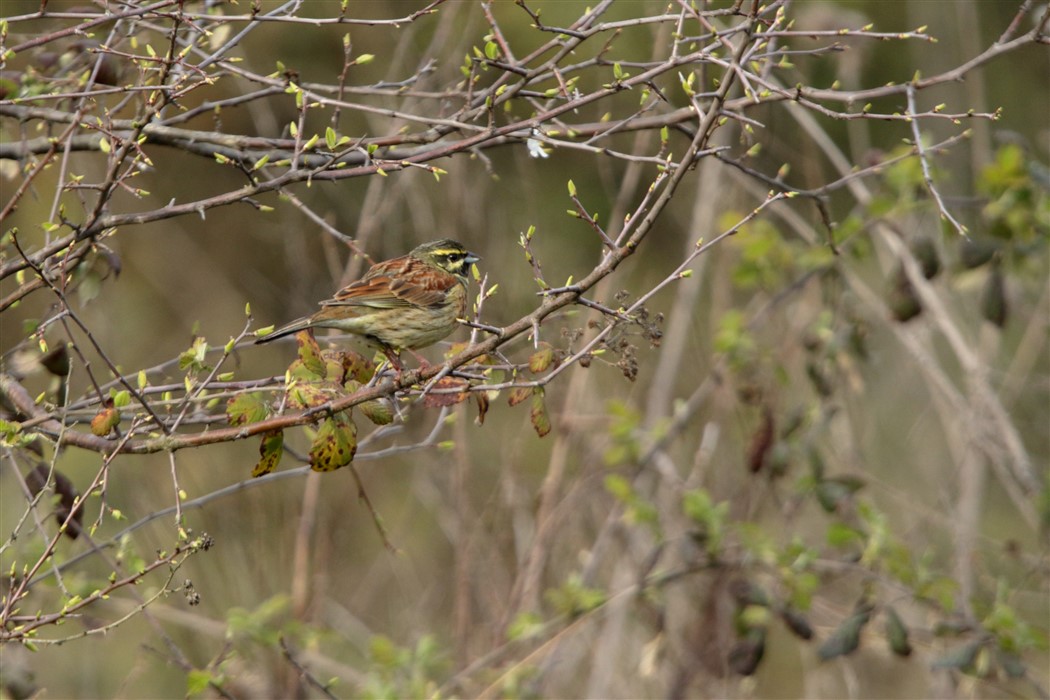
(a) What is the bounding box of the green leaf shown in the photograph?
[683,489,729,554]
[186,669,213,696]
[227,392,269,426]
[530,388,551,437]
[179,336,211,373]
[309,412,357,472]
[815,476,864,513]
[325,126,337,151]
[343,350,376,383]
[545,573,605,618]
[507,611,544,641]
[110,389,130,408]
[528,342,556,374]
[780,607,814,640]
[359,398,393,426]
[604,474,632,501]
[884,606,912,657]
[818,606,873,661]
[932,638,983,670]
[507,385,532,407]
[296,331,326,378]
[826,522,864,548]
[253,429,283,477]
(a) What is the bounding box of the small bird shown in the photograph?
[256,239,480,368]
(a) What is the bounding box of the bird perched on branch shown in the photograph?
[256,239,480,368]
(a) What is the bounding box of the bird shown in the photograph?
[255,239,480,368]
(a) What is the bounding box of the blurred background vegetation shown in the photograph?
[1,1,1047,698]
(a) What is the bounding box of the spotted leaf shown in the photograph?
[253,429,284,477]
[309,412,357,472]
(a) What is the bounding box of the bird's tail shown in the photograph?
[254,317,311,344]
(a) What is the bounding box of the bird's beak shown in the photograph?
[465,251,481,265]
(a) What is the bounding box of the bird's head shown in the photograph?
[413,239,481,284]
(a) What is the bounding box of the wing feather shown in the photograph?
[321,254,458,310]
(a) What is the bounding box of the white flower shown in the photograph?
[527,129,551,159]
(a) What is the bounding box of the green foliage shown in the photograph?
[983,583,1048,655]
[179,336,211,373]
[713,310,756,367]
[602,399,642,465]
[882,144,929,202]
[545,573,606,618]
[186,669,216,697]
[604,474,660,532]
[682,489,729,556]
[507,611,544,641]
[727,216,795,290]
[226,595,292,646]
[360,634,447,700]
[979,144,1049,242]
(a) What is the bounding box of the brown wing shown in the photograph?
[322,254,458,310]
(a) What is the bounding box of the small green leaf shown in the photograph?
[186,669,213,696]
[110,389,130,408]
[325,126,337,151]
[567,179,576,197]
[179,336,211,373]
